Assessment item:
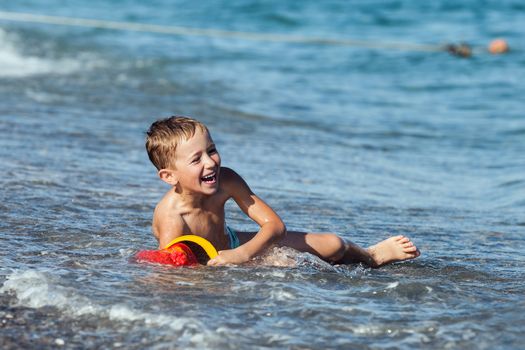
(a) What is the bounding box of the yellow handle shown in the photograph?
[163,235,218,259]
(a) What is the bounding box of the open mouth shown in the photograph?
[201,172,217,184]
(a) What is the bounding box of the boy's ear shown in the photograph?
[158,168,178,186]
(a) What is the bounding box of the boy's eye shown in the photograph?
[208,147,217,154]
[191,157,200,164]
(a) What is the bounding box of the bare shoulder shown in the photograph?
[220,167,251,195]
[152,190,185,248]
[219,166,240,182]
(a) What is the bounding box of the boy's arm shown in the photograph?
[207,168,286,266]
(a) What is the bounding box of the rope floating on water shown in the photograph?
[0,11,443,52]
[0,11,508,57]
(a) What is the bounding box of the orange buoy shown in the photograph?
[488,39,509,54]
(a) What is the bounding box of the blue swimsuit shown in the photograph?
[225,226,240,249]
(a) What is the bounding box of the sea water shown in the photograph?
[1,1,524,349]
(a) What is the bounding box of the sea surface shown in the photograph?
[1,1,524,349]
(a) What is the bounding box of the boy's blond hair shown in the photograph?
[145,116,208,170]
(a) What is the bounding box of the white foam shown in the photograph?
[118,248,137,258]
[0,28,100,77]
[0,270,102,315]
[0,269,218,343]
[254,246,298,267]
[108,304,191,331]
[385,281,399,289]
[254,246,337,271]
[25,89,60,103]
[352,324,389,336]
[268,288,296,301]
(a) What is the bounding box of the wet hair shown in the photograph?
[145,116,208,170]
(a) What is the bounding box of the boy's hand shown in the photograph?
[207,248,250,266]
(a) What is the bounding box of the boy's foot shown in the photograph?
[366,235,420,267]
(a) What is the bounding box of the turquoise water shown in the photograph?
[1,1,524,348]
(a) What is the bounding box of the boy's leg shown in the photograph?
[236,230,346,261]
[236,231,419,267]
[281,231,420,267]
[278,231,372,264]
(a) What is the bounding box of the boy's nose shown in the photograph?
[203,153,217,168]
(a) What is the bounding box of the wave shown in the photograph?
[0,28,100,78]
[0,269,219,342]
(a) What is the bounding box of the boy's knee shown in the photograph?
[323,234,346,262]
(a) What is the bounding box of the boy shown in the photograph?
[146,116,420,267]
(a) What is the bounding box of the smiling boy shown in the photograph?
[146,116,420,266]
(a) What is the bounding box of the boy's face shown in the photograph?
[171,128,221,195]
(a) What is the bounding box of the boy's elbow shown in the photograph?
[274,221,287,240]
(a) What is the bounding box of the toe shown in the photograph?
[398,237,410,244]
[404,246,418,253]
[407,250,420,259]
